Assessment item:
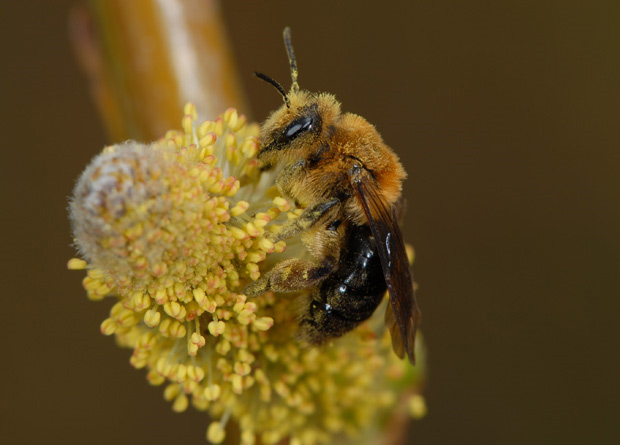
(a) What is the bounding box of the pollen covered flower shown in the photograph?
[69,105,425,444]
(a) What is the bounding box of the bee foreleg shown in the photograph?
[276,159,306,198]
[270,198,340,242]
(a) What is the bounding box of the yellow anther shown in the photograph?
[253,317,274,331]
[272,196,291,212]
[242,302,257,313]
[183,102,197,119]
[204,297,217,314]
[244,222,260,238]
[135,332,155,350]
[154,288,168,305]
[208,320,226,337]
[146,371,165,386]
[207,421,226,444]
[226,144,236,163]
[86,268,105,280]
[192,288,207,306]
[234,362,252,376]
[223,108,238,128]
[258,238,275,253]
[225,132,237,149]
[232,114,248,133]
[209,180,224,194]
[199,132,217,148]
[266,207,281,220]
[231,201,249,216]
[246,263,260,280]
[241,138,258,158]
[172,393,189,412]
[187,365,205,382]
[164,301,187,320]
[191,332,206,347]
[169,321,187,338]
[164,383,180,401]
[197,119,215,138]
[237,314,252,326]
[129,354,148,369]
[233,299,246,313]
[86,289,106,302]
[214,118,224,137]
[131,292,150,311]
[116,309,138,327]
[247,251,266,263]
[204,384,221,401]
[82,276,97,291]
[229,226,248,240]
[144,309,161,327]
[226,180,241,197]
[158,318,172,336]
[100,318,117,336]
[67,258,87,270]
[182,114,194,136]
[188,343,199,356]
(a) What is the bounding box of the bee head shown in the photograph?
[254,28,341,168]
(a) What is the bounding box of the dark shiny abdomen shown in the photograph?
[321,224,386,320]
[300,224,387,342]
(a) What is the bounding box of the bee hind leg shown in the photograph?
[244,256,336,296]
[245,218,343,297]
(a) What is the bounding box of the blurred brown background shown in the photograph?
[2,1,619,444]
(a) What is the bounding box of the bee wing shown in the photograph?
[352,173,420,364]
[384,302,405,358]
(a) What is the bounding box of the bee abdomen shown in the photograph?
[299,224,387,344]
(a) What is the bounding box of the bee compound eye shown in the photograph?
[283,115,313,141]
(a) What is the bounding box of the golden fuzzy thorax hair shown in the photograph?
[258,90,406,226]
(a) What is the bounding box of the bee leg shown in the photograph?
[245,221,343,297]
[276,159,306,198]
[244,256,336,296]
[269,198,340,243]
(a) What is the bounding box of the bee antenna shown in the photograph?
[283,27,299,93]
[254,72,291,109]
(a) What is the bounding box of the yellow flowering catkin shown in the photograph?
[69,104,425,444]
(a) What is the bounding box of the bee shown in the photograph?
[245,28,420,364]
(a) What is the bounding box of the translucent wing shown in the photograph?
[351,169,420,364]
[384,302,405,358]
